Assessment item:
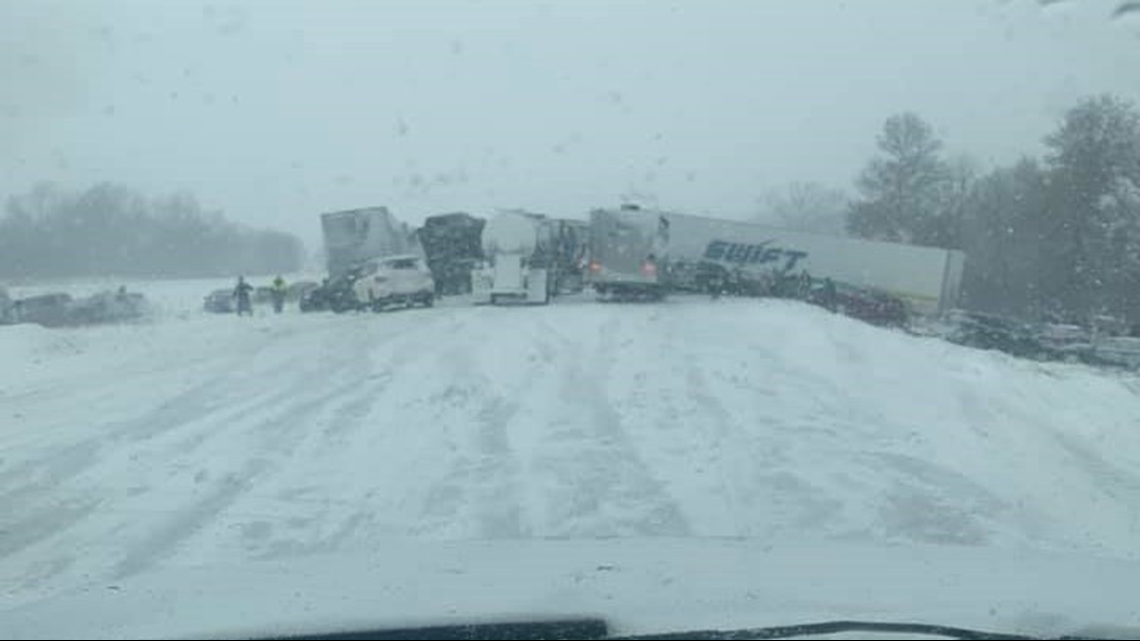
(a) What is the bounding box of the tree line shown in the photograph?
[0,182,305,279]
[762,94,1140,325]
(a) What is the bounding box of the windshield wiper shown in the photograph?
[267,618,1107,640]
[268,618,608,640]
[615,620,1101,640]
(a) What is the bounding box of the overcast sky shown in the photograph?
[2,0,1139,246]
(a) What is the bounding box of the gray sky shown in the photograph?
[2,0,1139,246]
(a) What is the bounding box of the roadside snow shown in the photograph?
[2,290,1140,623]
[5,273,318,322]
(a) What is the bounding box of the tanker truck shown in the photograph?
[471,210,560,305]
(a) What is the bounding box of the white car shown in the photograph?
[352,254,435,311]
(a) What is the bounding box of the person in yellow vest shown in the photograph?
[270,275,288,314]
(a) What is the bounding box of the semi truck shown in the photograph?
[320,207,423,279]
[586,206,966,315]
[471,211,588,305]
[417,213,485,296]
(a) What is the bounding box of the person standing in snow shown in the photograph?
[233,276,254,317]
[797,270,812,300]
[821,277,838,312]
[270,275,287,314]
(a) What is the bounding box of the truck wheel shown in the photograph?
[422,294,434,308]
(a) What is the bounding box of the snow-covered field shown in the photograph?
[3,280,1140,637]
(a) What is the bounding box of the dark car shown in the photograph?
[837,289,908,327]
[943,311,1056,359]
[253,286,275,305]
[14,293,74,327]
[67,290,149,325]
[287,280,320,302]
[808,282,908,327]
[300,270,363,313]
[204,289,235,314]
[298,286,326,312]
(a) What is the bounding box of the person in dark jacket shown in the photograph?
[821,277,838,312]
[796,270,813,300]
[233,276,254,317]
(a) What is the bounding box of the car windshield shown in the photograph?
[4,1,1140,639]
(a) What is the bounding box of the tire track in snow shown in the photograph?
[0,499,102,563]
[307,309,455,447]
[112,457,272,578]
[0,331,353,503]
[110,366,392,578]
[0,320,333,500]
[3,373,368,585]
[0,377,289,568]
[148,309,460,563]
[193,307,474,556]
[680,352,748,535]
[536,311,692,537]
[1,312,452,589]
[414,312,545,539]
[1042,428,1140,548]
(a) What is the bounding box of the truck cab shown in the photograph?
[585,206,668,300]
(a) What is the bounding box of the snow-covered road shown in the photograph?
[3,293,1140,614]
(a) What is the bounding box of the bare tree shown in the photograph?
[756,182,849,236]
[0,182,306,278]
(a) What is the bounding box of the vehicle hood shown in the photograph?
[2,538,1138,640]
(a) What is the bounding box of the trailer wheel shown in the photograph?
[422,294,434,308]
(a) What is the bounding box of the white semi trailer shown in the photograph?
[320,206,423,279]
[586,206,966,315]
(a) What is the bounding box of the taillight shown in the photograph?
[641,261,658,276]
[589,260,603,273]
